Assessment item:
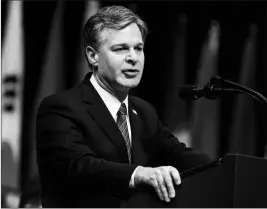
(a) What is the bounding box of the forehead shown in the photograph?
[99,23,143,46]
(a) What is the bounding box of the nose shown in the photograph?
[125,48,138,65]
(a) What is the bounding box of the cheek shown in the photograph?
[139,53,145,68]
[105,54,124,70]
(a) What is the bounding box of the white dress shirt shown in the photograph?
[90,74,140,188]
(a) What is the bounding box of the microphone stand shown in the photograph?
[179,76,267,178]
[208,76,267,105]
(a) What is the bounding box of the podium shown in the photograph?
[126,154,267,207]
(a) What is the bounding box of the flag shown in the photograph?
[161,14,191,146]
[19,2,65,207]
[228,24,258,156]
[2,1,24,195]
[190,21,220,160]
[74,0,100,84]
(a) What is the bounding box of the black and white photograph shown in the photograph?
[2,0,267,207]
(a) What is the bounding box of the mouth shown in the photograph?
[122,69,139,77]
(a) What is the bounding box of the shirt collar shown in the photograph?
[90,73,129,120]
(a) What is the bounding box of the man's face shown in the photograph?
[96,23,145,93]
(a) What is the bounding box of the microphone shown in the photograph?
[179,76,267,104]
[179,83,222,100]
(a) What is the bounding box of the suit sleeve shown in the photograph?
[36,97,137,194]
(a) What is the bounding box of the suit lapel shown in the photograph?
[129,98,148,165]
[81,73,129,163]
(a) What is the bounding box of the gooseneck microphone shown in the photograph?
[179,83,222,100]
[178,76,267,105]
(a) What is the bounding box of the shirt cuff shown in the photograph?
[129,166,141,188]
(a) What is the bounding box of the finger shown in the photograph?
[163,171,175,199]
[156,171,170,202]
[151,176,164,201]
[169,166,181,186]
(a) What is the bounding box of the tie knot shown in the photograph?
[118,103,127,116]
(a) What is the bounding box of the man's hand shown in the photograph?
[134,166,181,202]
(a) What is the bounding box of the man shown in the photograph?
[36,5,210,207]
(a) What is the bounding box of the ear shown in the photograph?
[85,46,99,67]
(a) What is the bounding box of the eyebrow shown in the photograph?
[111,43,144,48]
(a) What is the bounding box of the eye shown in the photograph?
[135,46,143,52]
[114,47,128,52]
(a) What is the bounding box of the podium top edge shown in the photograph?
[224,153,267,160]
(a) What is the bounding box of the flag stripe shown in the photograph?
[2,1,24,190]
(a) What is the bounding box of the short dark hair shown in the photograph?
[83,5,148,51]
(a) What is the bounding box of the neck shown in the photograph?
[94,72,128,103]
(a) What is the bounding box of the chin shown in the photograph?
[118,84,137,91]
[126,80,141,88]
[118,78,141,89]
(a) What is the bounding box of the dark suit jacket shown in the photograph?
[36,72,210,207]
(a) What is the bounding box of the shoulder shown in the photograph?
[129,96,159,119]
[38,85,82,113]
[130,96,154,110]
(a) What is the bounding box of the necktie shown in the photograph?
[117,103,131,163]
